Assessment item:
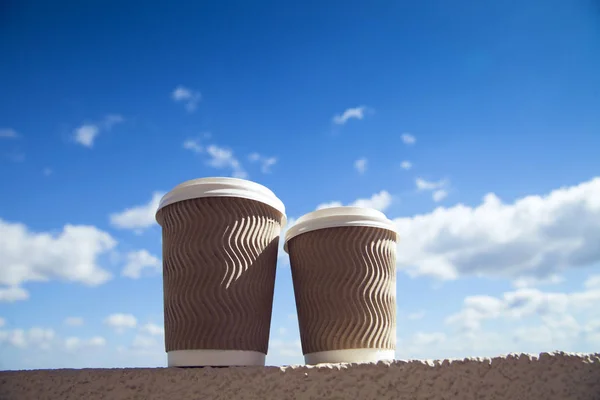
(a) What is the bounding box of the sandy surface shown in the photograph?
[1,352,599,400]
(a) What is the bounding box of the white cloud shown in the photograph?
[445,278,600,346]
[43,167,53,176]
[28,328,55,344]
[317,190,393,213]
[354,158,367,174]
[0,327,55,349]
[0,329,26,348]
[585,275,600,289]
[0,317,4,327]
[415,178,450,202]
[64,337,79,349]
[396,275,600,360]
[0,128,19,139]
[171,85,201,112]
[122,250,161,279]
[103,114,124,130]
[401,133,416,145]
[88,336,107,346]
[400,161,412,170]
[64,317,84,327]
[65,336,106,351]
[139,323,164,336]
[205,144,247,178]
[332,106,368,125]
[432,189,448,202]
[352,191,393,211]
[416,178,447,191]
[73,115,124,148]
[0,219,116,301]
[183,138,249,178]
[104,313,137,332]
[0,286,29,302]
[183,139,203,153]
[109,192,165,232]
[394,177,600,281]
[248,153,277,174]
[73,125,99,148]
[512,274,564,289]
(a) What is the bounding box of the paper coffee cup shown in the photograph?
[284,206,398,364]
[156,177,286,367]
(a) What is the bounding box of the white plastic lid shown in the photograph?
[156,177,286,225]
[284,206,398,253]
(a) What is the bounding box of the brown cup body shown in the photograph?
[156,196,283,354]
[287,226,397,355]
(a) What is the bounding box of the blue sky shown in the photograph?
[1,0,600,369]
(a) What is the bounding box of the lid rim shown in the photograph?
[283,206,398,253]
[155,177,287,224]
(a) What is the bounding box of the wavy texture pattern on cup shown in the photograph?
[288,226,397,355]
[156,196,282,354]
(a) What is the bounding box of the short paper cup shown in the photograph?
[284,206,399,364]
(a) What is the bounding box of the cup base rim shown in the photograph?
[168,349,266,367]
[304,348,395,365]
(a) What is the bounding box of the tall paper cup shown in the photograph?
[284,207,398,364]
[156,177,286,367]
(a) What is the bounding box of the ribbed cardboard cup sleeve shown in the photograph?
[288,226,397,356]
[156,196,283,354]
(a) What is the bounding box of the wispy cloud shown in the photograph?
[64,336,106,351]
[183,138,248,178]
[206,145,247,178]
[354,158,368,174]
[103,114,124,130]
[64,317,84,327]
[248,153,277,173]
[332,106,370,125]
[0,128,19,139]
[171,85,201,112]
[415,178,446,191]
[74,125,99,148]
[73,115,124,148]
[183,139,203,153]
[43,168,53,176]
[104,313,137,333]
[0,286,29,302]
[139,323,164,336]
[400,161,412,170]
[415,178,449,202]
[432,189,448,202]
[401,133,416,145]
